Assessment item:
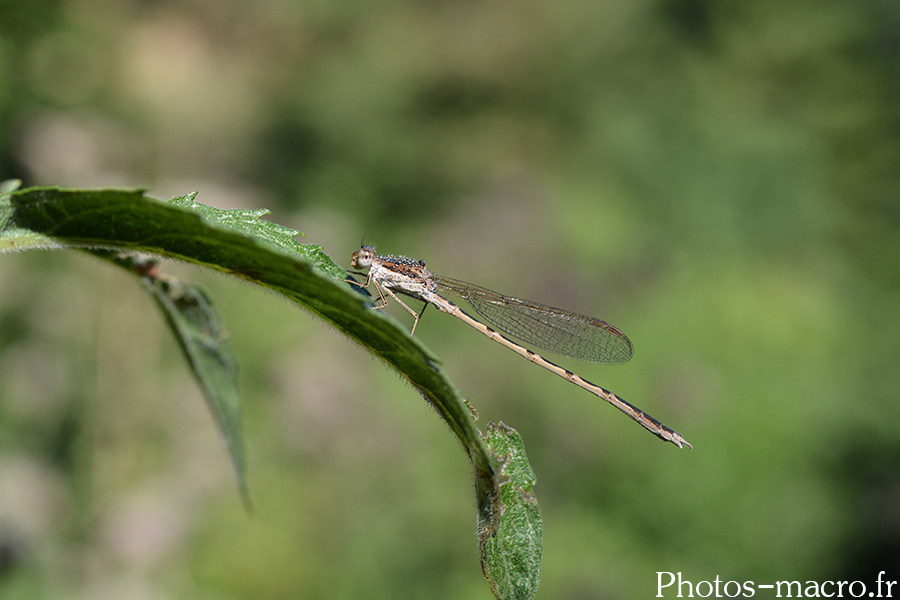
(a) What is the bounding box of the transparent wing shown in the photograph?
[434,276,633,364]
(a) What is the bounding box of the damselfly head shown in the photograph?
[351,245,377,270]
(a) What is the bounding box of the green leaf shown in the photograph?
[97,251,251,510]
[0,185,541,597]
[480,422,543,600]
[167,192,344,280]
[0,179,22,194]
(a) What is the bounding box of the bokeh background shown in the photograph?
[1,0,899,598]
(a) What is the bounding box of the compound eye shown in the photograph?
[351,246,375,269]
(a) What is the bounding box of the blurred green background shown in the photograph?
[1,0,899,598]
